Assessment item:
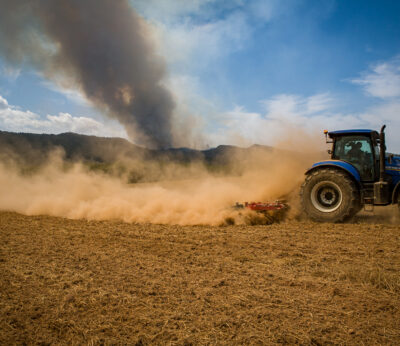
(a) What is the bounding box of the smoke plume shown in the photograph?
[0,0,174,148]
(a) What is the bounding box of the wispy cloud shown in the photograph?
[205,90,400,151]
[133,0,275,25]
[158,11,251,66]
[1,65,21,81]
[0,95,9,109]
[166,50,400,152]
[133,0,277,67]
[351,56,400,99]
[207,93,336,149]
[40,79,89,106]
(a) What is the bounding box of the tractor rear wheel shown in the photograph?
[300,168,360,222]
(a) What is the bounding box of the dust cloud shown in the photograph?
[0,147,319,225]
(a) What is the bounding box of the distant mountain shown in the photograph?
[0,131,147,164]
[0,131,273,165]
[0,131,275,182]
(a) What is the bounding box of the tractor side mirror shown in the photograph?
[323,130,333,144]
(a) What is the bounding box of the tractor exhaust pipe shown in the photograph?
[379,125,386,182]
[374,124,389,205]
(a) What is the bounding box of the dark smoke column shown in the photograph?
[0,0,174,149]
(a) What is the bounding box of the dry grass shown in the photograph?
[0,211,399,344]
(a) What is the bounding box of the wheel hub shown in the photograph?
[311,181,343,213]
[320,188,336,205]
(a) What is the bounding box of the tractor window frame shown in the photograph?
[332,135,376,181]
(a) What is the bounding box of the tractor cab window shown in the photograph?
[333,136,374,181]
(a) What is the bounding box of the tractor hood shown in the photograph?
[386,153,400,185]
[386,153,400,168]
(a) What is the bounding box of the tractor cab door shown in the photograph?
[332,135,375,181]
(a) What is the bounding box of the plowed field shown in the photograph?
[1,211,399,344]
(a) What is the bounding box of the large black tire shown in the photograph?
[300,168,360,222]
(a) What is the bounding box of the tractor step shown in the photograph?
[363,198,374,212]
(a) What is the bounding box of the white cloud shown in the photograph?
[306,93,333,113]
[248,0,275,21]
[132,0,277,67]
[45,112,107,134]
[0,95,9,110]
[153,11,252,68]
[133,0,249,24]
[359,101,400,149]
[131,0,284,149]
[351,57,400,99]
[132,0,213,23]
[169,53,400,152]
[1,65,21,80]
[262,93,333,119]
[205,92,400,152]
[0,95,126,138]
[207,94,335,149]
[40,79,89,105]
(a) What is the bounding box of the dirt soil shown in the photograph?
[0,211,399,345]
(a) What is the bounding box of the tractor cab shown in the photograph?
[326,129,380,182]
[301,125,399,223]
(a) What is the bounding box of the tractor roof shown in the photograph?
[328,129,378,138]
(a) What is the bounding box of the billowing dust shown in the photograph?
[0,147,321,225]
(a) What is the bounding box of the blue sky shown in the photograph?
[1,0,400,150]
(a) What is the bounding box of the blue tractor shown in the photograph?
[300,125,400,222]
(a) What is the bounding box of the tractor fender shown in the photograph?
[305,160,361,186]
[392,181,400,204]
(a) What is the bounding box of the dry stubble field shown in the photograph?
[0,211,400,345]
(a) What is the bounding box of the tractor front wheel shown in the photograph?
[300,168,360,222]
